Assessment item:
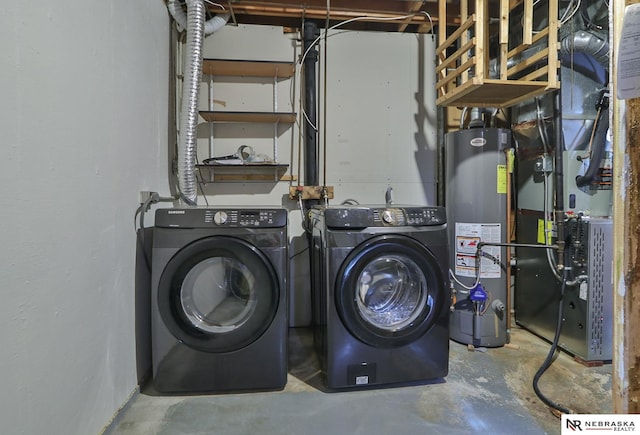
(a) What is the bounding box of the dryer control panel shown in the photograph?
[155,207,287,228]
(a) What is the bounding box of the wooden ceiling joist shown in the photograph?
[206,0,458,33]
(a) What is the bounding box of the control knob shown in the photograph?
[214,211,228,225]
[382,210,397,225]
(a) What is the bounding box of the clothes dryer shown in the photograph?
[151,207,288,393]
[309,205,450,390]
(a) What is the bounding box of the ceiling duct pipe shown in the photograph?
[560,30,609,84]
[167,0,229,205]
[489,30,609,84]
[560,30,609,69]
[167,0,230,35]
[303,22,319,188]
[468,108,486,129]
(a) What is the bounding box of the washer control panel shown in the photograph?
[321,206,446,229]
[402,207,446,226]
[155,208,287,228]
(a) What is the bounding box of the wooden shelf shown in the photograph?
[202,59,295,78]
[199,111,296,124]
[436,0,559,108]
[199,59,297,183]
[436,79,554,109]
[196,163,293,183]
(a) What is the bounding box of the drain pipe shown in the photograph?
[303,22,319,188]
[553,89,566,269]
[167,0,229,205]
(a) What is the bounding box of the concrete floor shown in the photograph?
[105,325,612,435]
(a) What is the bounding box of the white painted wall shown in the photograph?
[195,25,437,204]
[195,24,437,325]
[195,24,298,193]
[0,7,437,431]
[321,30,438,206]
[0,1,170,434]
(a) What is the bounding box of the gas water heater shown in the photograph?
[446,127,511,347]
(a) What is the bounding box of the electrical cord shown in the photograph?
[322,0,330,198]
[135,193,178,233]
[134,197,155,271]
[449,268,479,292]
[449,243,484,292]
[341,198,359,205]
[296,11,434,131]
[534,96,563,282]
[290,245,309,260]
[560,0,582,25]
[134,193,178,270]
[298,194,311,233]
[291,10,436,194]
[202,0,225,10]
[532,246,573,416]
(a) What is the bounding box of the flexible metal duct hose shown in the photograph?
[560,30,609,69]
[490,31,608,81]
[204,13,230,34]
[177,0,205,206]
[167,0,229,35]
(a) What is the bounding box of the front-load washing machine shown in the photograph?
[309,205,450,390]
[151,207,288,393]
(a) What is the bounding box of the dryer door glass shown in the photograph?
[180,257,257,333]
[158,236,279,353]
[355,255,430,332]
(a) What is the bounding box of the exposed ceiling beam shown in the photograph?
[206,1,461,33]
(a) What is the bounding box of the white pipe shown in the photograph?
[167,0,230,35]
[204,13,230,35]
[167,0,188,31]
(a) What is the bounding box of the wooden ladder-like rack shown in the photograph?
[436,0,560,108]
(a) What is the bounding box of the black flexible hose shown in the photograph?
[532,248,572,415]
[575,97,609,188]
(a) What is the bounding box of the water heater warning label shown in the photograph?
[455,222,502,278]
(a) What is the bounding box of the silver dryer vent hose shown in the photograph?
[177,0,205,205]
[168,1,229,205]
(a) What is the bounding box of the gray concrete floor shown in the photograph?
[105,325,612,435]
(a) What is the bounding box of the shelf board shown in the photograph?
[436,79,555,109]
[196,163,293,183]
[199,111,296,124]
[202,59,296,78]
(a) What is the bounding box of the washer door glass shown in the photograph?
[356,255,430,332]
[181,257,257,333]
[158,236,279,353]
[337,234,445,348]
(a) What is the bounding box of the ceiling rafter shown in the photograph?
[207,1,461,33]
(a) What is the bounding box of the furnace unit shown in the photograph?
[515,217,613,362]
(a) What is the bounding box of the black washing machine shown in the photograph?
[151,207,288,394]
[310,205,450,390]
